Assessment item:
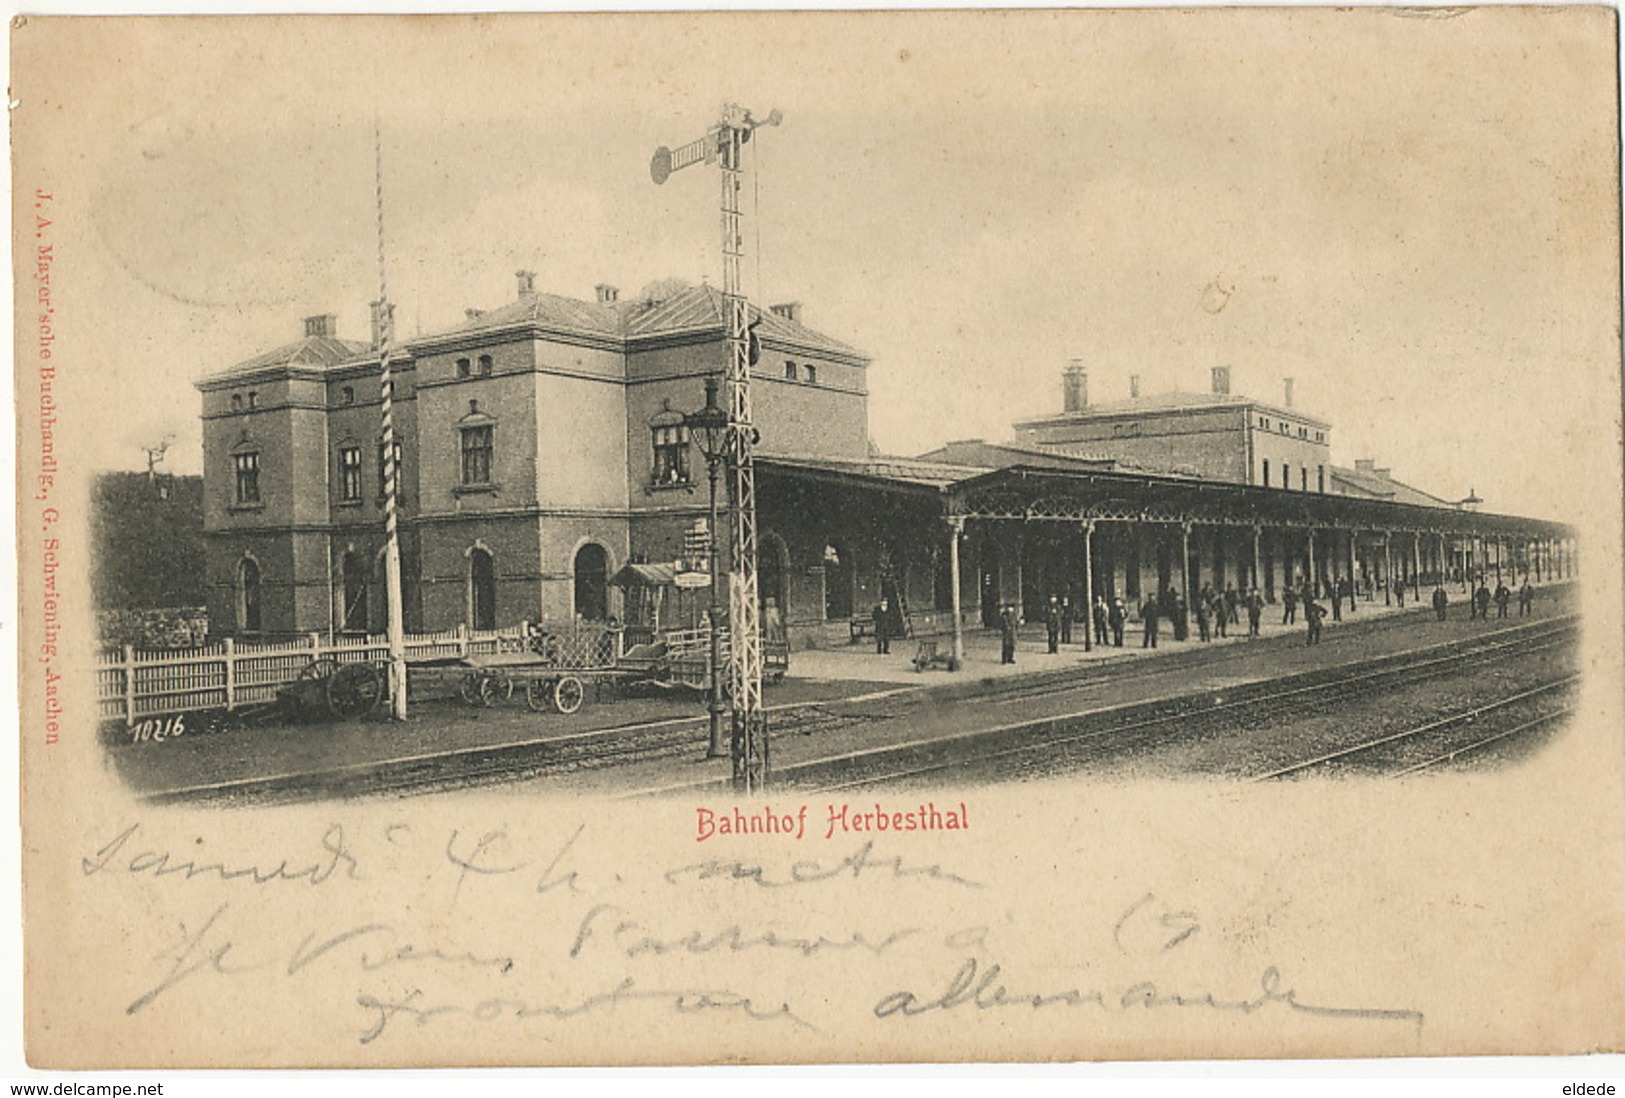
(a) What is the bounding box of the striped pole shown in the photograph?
[375,123,408,719]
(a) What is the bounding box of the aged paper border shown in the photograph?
[3,0,1625,1085]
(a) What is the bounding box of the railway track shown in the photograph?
[1251,675,1578,780]
[150,614,1576,805]
[757,618,1577,794]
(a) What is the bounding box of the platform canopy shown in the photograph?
[944,465,1571,538]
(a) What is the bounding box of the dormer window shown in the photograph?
[804,364,818,385]
[477,354,493,377]
[784,361,798,381]
[246,391,258,409]
[456,357,472,379]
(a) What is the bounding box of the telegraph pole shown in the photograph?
[652,104,781,791]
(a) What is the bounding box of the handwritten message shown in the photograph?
[74,815,1425,1056]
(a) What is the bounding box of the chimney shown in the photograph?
[1211,365,1231,396]
[516,270,536,298]
[1375,467,1391,480]
[1063,359,1088,413]
[595,284,620,305]
[1129,375,1141,399]
[303,314,337,339]
[770,302,802,324]
[1283,376,1295,408]
[1355,458,1376,473]
[368,300,395,350]
[464,308,485,323]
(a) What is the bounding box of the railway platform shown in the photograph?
[115,582,1575,804]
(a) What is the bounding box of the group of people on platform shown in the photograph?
[973,571,1544,664]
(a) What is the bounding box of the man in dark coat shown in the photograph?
[1330,577,1343,622]
[1060,597,1074,645]
[873,599,893,655]
[1140,595,1160,649]
[999,605,1018,664]
[1519,581,1534,617]
[1108,597,1126,647]
[1432,585,1449,621]
[1195,587,1212,643]
[1494,581,1511,618]
[1305,597,1325,646]
[1394,578,1406,608]
[1282,585,1298,625]
[1246,589,1264,637]
[1093,595,1109,647]
[1474,582,1492,621]
[1045,596,1062,654]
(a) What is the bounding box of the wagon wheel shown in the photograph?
[327,662,385,719]
[525,678,553,713]
[552,675,585,715]
[459,671,498,707]
[493,672,516,701]
[299,657,340,684]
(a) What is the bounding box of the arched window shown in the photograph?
[823,542,853,621]
[237,557,262,634]
[469,548,496,630]
[341,551,368,634]
[574,543,609,621]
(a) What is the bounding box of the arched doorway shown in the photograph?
[574,543,609,621]
[238,557,262,634]
[822,542,852,621]
[759,533,788,616]
[341,551,368,634]
[469,548,496,631]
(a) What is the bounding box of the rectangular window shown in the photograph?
[1282,463,1291,490]
[477,354,493,377]
[456,357,471,379]
[1317,465,1325,493]
[1300,467,1308,491]
[1261,459,1270,488]
[339,446,363,502]
[804,364,818,384]
[233,452,260,504]
[784,361,798,380]
[341,386,355,406]
[461,425,493,485]
[652,424,691,485]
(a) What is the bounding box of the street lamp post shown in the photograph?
[686,376,731,760]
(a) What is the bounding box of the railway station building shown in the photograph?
[196,274,1575,651]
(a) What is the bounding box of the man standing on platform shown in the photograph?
[1247,588,1264,637]
[1282,584,1298,625]
[1045,596,1062,654]
[1093,594,1109,647]
[1060,596,1074,646]
[1140,594,1161,649]
[1000,604,1018,665]
[1305,596,1325,646]
[1109,597,1126,647]
[1519,580,1535,617]
[873,598,893,655]
[1432,585,1449,621]
[1494,580,1511,619]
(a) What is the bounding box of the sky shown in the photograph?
[13,8,1620,523]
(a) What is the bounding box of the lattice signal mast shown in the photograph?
[651,104,781,792]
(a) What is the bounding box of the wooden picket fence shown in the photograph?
[96,625,529,726]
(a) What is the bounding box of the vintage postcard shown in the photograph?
[10,8,1624,1071]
